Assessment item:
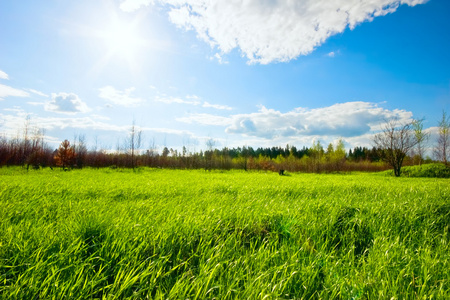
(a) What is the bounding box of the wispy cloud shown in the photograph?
[120,0,427,64]
[26,89,49,97]
[155,93,233,110]
[0,108,201,149]
[27,102,45,106]
[0,84,30,100]
[99,86,144,107]
[202,101,232,111]
[145,127,194,136]
[0,109,126,138]
[0,69,9,80]
[45,92,90,114]
[209,53,229,65]
[176,113,232,126]
[155,95,201,106]
[0,70,42,101]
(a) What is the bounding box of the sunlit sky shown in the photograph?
[1,0,449,152]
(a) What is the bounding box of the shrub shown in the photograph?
[400,163,450,178]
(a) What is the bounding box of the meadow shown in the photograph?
[0,168,449,299]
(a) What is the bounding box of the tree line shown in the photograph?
[0,135,387,172]
[0,111,448,174]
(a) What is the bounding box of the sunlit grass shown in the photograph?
[0,168,448,298]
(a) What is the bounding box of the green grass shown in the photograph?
[0,168,449,299]
[400,163,450,178]
[380,163,450,178]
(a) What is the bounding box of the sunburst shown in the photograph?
[101,16,145,61]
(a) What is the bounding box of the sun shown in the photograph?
[106,23,142,59]
[99,15,146,62]
[87,11,162,76]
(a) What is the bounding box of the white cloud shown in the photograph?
[202,101,232,111]
[176,113,232,126]
[99,86,144,107]
[0,71,42,101]
[45,92,90,114]
[327,50,341,57]
[40,116,122,131]
[0,108,204,151]
[0,110,125,136]
[0,70,9,80]
[155,95,201,105]
[177,101,413,141]
[27,101,45,106]
[120,0,427,64]
[0,108,194,140]
[26,89,49,97]
[120,0,155,12]
[209,53,229,64]
[0,83,30,100]
[155,94,231,110]
[225,102,413,139]
[145,127,194,136]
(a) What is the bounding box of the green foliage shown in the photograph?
[0,168,449,298]
[384,163,450,178]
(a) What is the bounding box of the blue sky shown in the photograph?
[0,0,449,152]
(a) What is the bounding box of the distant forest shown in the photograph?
[3,113,448,173]
[0,132,430,173]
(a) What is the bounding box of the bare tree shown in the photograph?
[373,118,418,177]
[26,128,47,170]
[412,118,429,165]
[20,115,32,166]
[126,120,142,169]
[434,110,449,165]
[73,134,87,169]
[205,138,216,171]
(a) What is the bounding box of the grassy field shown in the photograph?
[0,168,449,299]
